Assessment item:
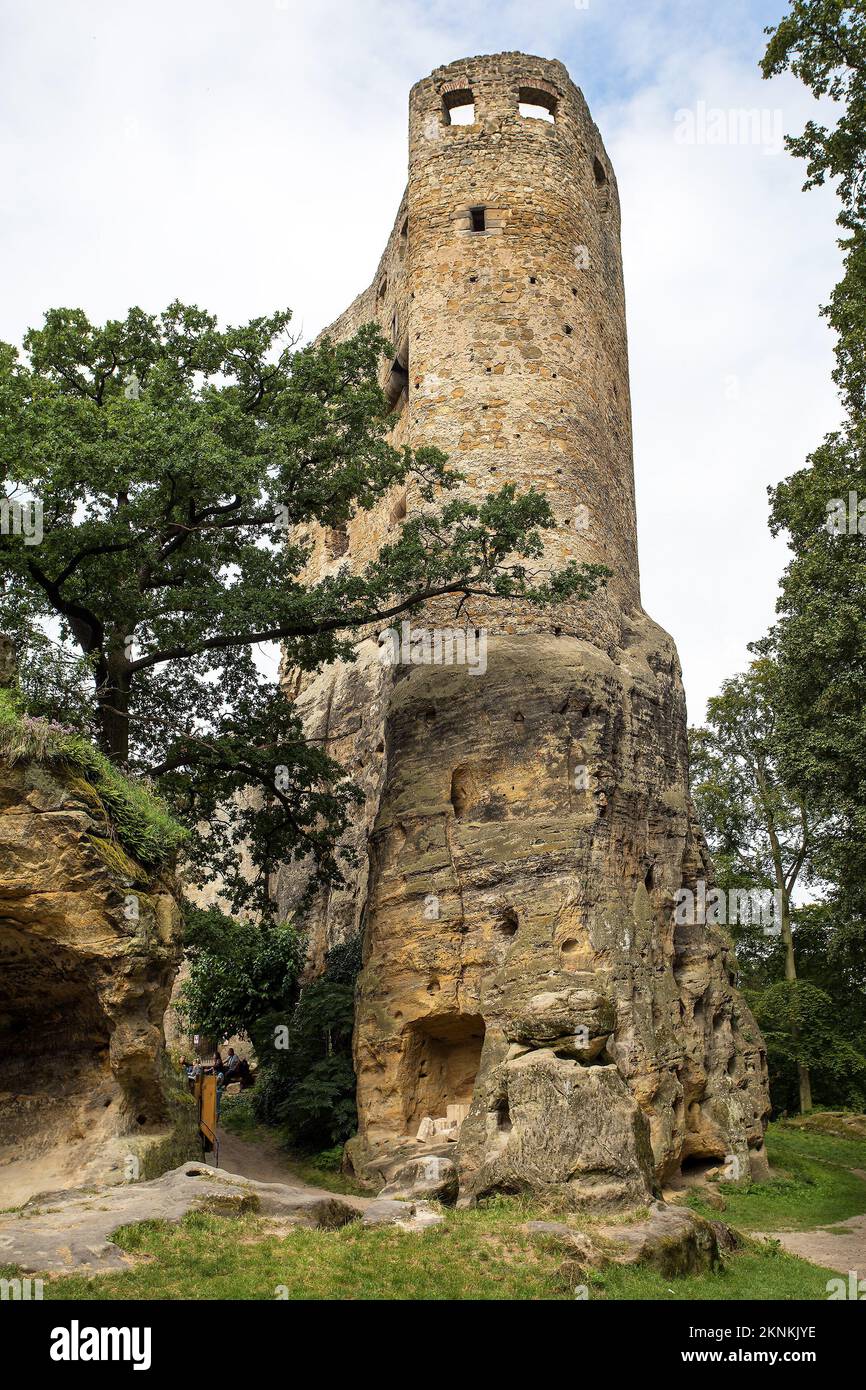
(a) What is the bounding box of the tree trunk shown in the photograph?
[97,653,131,764]
[781,893,813,1114]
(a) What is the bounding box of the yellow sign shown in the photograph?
[196,1072,218,1155]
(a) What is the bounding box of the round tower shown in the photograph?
[281,55,771,1201]
[405,53,640,633]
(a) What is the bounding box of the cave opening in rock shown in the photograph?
[678,1152,727,1183]
[400,1013,486,1134]
[0,929,109,1099]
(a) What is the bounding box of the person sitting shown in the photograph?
[224,1048,241,1078]
[236,1058,253,1088]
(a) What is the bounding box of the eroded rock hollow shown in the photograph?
[0,760,187,1205]
[277,52,771,1204]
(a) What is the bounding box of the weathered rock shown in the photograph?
[0,762,190,1206]
[596,1201,722,1276]
[277,52,771,1206]
[524,1221,599,1265]
[361,1196,445,1231]
[379,1154,459,1203]
[0,1163,366,1272]
[460,1049,656,1206]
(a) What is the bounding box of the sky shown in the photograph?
[0,0,844,722]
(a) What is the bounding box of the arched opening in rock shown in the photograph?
[677,1154,726,1184]
[518,87,556,123]
[0,927,114,1199]
[495,905,519,938]
[400,1013,486,1134]
[443,89,474,126]
[494,1095,512,1134]
[450,764,479,818]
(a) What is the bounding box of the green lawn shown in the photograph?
[6,1114,864,1302]
[27,1204,836,1303]
[687,1116,866,1232]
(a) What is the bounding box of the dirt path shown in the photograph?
[215,1128,306,1186]
[753,1169,866,1275]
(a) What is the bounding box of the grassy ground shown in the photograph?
[687,1116,866,1232]
[27,1202,835,1303]
[8,1114,864,1301]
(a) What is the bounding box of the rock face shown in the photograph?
[0,761,189,1205]
[278,53,771,1204]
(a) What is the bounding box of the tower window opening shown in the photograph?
[469,206,486,233]
[593,155,611,211]
[384,342,409,412]
[518,87,557,123]
[443,89,475,126]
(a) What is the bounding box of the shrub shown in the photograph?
[0,688,186,869]
[252,936,362,1148]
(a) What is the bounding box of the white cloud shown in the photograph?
[0,0,844,720]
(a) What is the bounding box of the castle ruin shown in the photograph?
[277,53,771,1205]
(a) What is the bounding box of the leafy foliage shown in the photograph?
[747,979,866,1112]
[763,1,866,413]
[251,936,362,1147]
[177,906,303,1042]
[759,5,866,923]
[0,302,606,914]
[689,661,821,1111]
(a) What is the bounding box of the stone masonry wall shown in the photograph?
[277,53,771,1205]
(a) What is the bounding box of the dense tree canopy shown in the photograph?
[0,303,605,913]
[760,3,866,918]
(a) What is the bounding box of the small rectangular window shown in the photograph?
[470,207,486,233]
[443,88,475,126]
[448,103,474,125]
[518,87,556,123]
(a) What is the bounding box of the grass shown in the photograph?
[583,1246,837,1301]
[26,1202,838,1303]
[6,1114,862,1301]
[0,688,186,869]
[687,1117,866,1232]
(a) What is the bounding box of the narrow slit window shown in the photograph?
[469,206,486,233]
[443,88,475,126]
[518,87,556,123]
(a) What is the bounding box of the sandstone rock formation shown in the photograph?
[0,759,191,1205]
[277,52,771,1205]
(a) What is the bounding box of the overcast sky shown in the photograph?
[0,0,843,722]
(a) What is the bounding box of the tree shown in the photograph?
[177,907,303,1043]
[759,4,866,922]
[763,1,866,414]
[250,937,362,1147]
[0,303,606,913]
[690,660,817,1112]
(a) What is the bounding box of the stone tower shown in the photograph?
[277,53,771,1204]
